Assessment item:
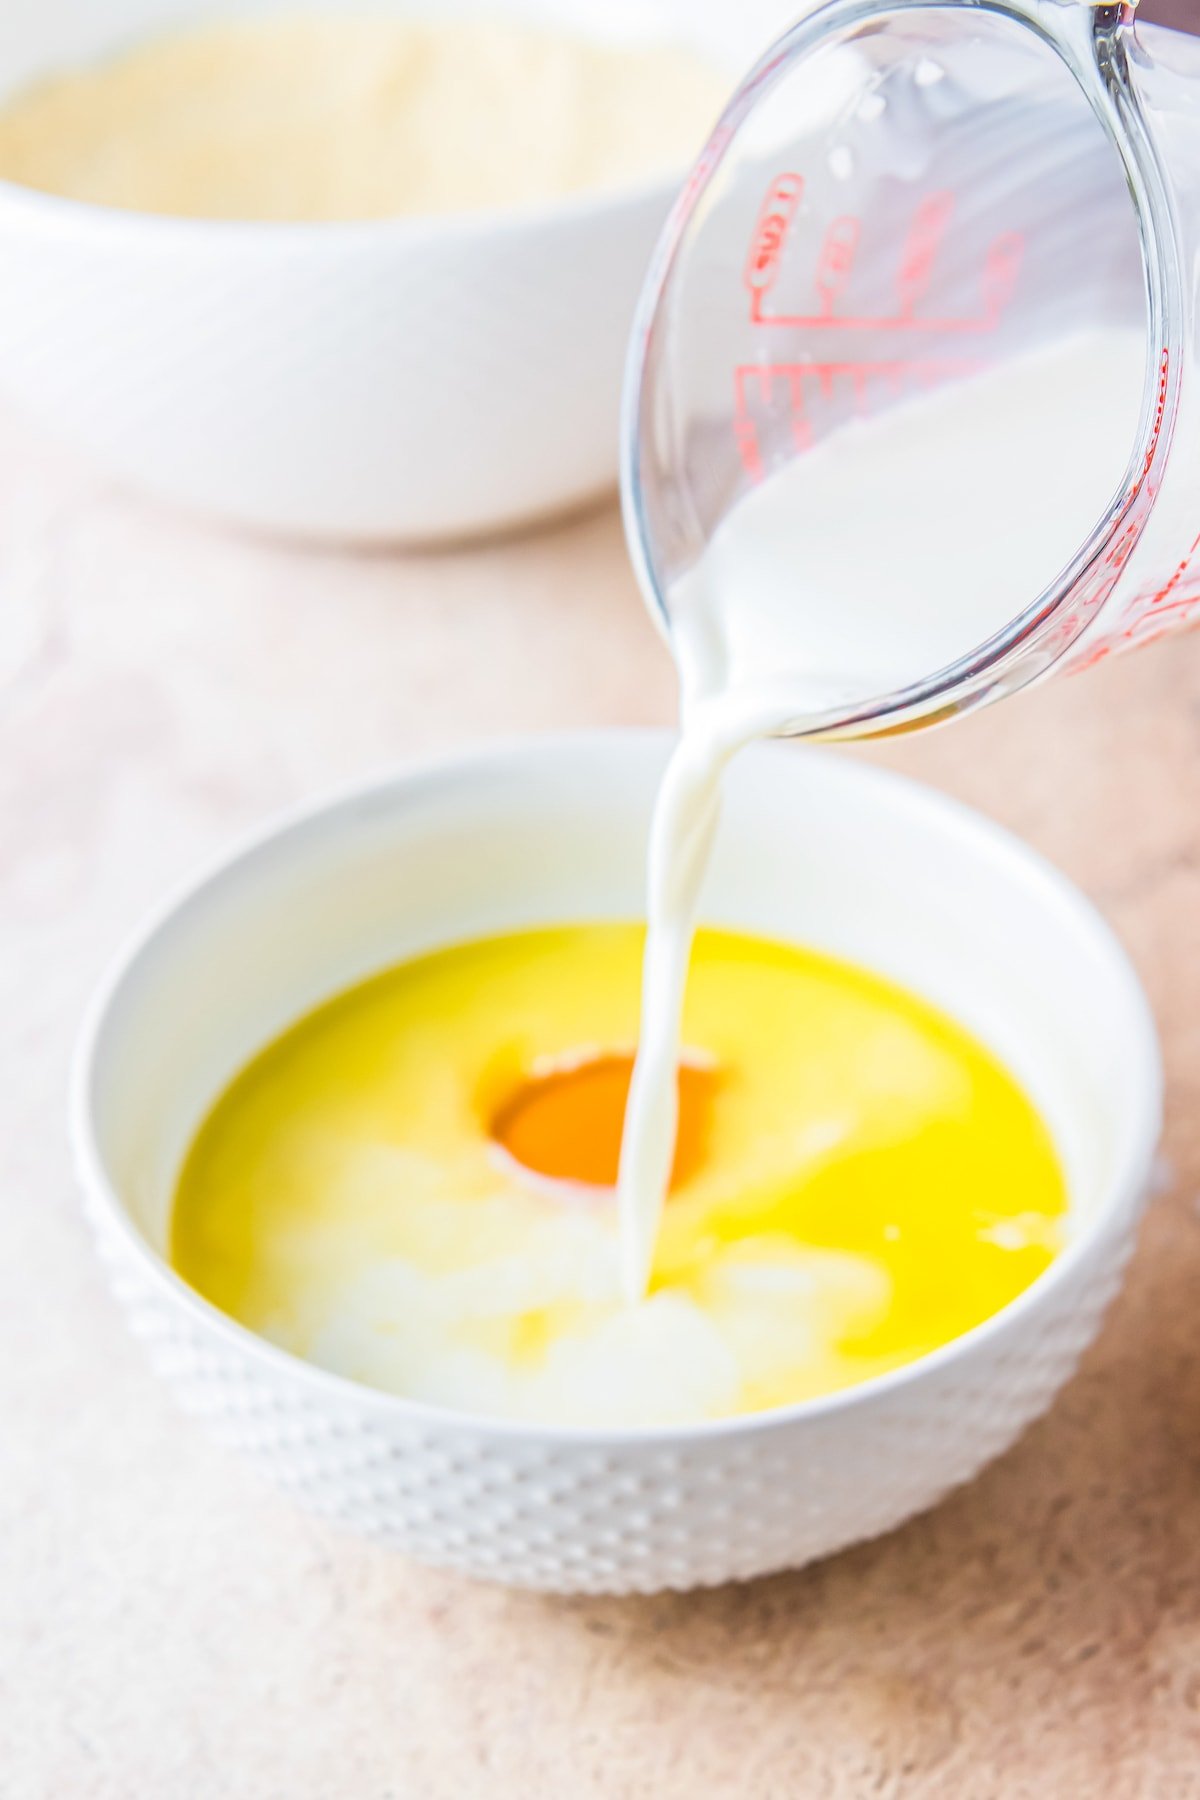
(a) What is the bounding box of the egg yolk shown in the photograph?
[490,1053,714,1191]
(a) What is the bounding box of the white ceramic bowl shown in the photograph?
[72,732,1161,1593]
[0,0,755,544]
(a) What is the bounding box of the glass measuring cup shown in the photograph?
[622,0,1200,737]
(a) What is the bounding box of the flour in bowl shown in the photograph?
[0,13,724,220]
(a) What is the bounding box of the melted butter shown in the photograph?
[171,923,1067,1428]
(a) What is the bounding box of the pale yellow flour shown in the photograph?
[0,12,724,220]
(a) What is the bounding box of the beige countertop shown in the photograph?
[3,406,1199,1798]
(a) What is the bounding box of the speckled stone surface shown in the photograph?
[2,403,1199,1797]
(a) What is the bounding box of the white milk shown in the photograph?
[617,327,1145,1301]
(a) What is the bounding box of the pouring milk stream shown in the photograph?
[615,0,1200,1301]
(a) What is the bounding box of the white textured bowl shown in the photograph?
[0,0,745,544]
[72,732,1161,1593]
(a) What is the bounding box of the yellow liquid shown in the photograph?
[171,925,1067,1427]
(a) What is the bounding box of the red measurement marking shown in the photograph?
[897,192,955,318]
[980,232,1025,322]
[743,173,804,303]
[1137,348,1172,491]
[1054,350,1176,676]
[731,357,986,481]
[733,413,765,481]
[815,217,861,319]
[1103,515,1142,577]
[736,357,985,390]
[785,366,815,452]
[1067,347,1175,672]
[1070,564,1200,677]
[1092,588,1200,664]
[1149,521,1200,609]
[731,365,770,479]
[745,174,1025,335]
[1130,594,1200,651]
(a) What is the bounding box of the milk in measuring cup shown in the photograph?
[617,325,1144,1300]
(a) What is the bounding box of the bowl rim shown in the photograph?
[0,153,685,247]
[70,727,1164,1447]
